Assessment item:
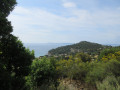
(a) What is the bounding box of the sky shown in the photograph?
[8,0,120,44]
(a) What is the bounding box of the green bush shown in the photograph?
[26,57,58,89]
[85,62,108,84]
[96,76,120,90]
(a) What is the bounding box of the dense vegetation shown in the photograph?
[0,0,34,90]
[26,47,120,90]
[48,41,111,56]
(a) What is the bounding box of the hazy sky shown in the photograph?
[8,0,120,44]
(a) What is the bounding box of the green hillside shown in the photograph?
[48,41,110,56]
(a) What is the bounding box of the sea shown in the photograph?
[24,43,72,57]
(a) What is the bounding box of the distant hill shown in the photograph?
[48,41,111,56]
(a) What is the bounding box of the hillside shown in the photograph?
[48,41,110,56]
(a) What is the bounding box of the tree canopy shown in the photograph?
[0,0,35,90]
[0,0,17,17]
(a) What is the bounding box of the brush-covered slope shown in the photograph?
[48,41,110,56]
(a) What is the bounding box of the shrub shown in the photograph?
[96,76,120,90]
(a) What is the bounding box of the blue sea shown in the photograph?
[24,43,72,57]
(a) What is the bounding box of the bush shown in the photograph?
[96,76,120,90]
[85,62,108,84]
[26,57,58,89]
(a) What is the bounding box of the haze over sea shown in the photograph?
[24,43,72,57]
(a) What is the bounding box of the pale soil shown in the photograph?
[58,78,97,90]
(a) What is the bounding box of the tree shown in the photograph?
[0,0,17,17]
[28,57,58,90]
[0,0,35,90]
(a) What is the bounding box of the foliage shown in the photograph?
[27,47,120,90]
[26,57,58,89]
[56,53,91,82]
[55,48,120,89]
[0,0,35,90]
[75,53,91,62]
[98,47,120,60]
[96,76,120,90]
[0,0,17,17]
[85,62,109,84]
[0,35,35,90]
[48,41,110,56]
